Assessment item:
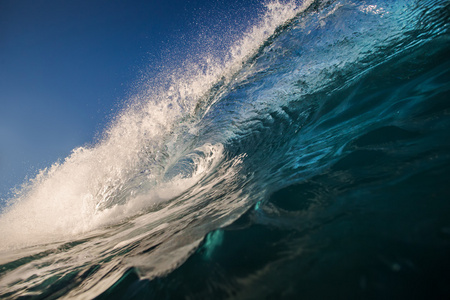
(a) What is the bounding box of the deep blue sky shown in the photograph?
[0,0,263,200]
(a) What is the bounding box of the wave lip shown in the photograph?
[1,0,449,298]
[0,0,313,251]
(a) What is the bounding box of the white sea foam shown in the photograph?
[0,0,312,250]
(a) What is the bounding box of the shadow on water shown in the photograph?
[96,34,450,299]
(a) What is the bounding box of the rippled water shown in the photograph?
[1,0,449,299]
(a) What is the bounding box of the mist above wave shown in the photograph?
[0,0,313,250]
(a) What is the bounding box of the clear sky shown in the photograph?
[0,0,263,201]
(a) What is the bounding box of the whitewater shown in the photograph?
[1,0,449,299]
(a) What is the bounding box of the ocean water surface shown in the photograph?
[1,0,449,299]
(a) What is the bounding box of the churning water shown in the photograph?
[1,0,449,299]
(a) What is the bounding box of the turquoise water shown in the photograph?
[1,0,449,299]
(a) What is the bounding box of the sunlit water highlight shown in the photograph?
[1,0,449,299]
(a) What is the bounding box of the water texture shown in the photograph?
[0,0,449,299]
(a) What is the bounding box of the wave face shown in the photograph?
[1,0,449,298]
